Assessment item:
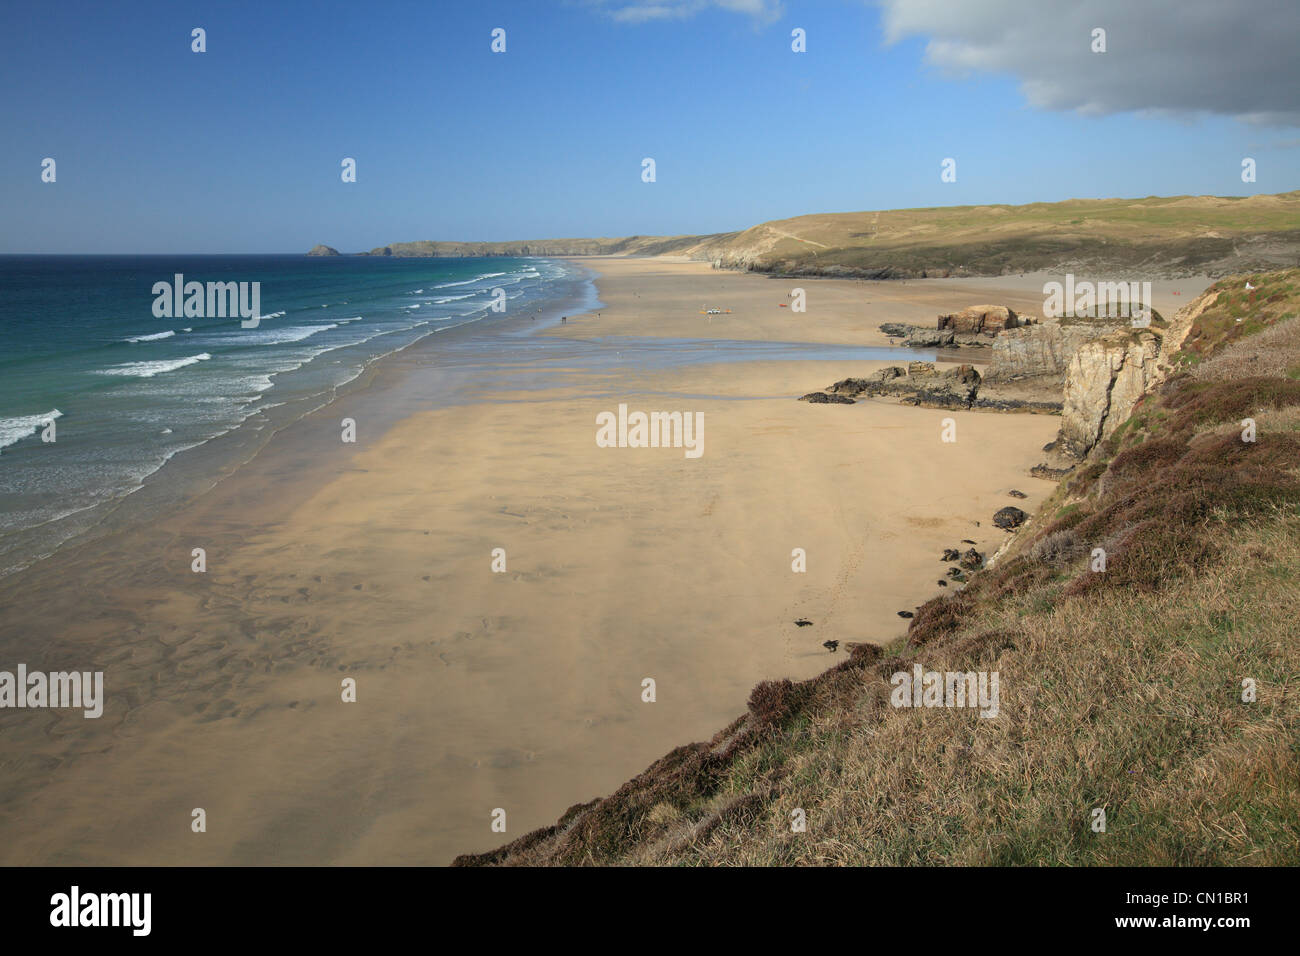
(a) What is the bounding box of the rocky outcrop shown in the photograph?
[883,305,1031,349]
[879,325,1005,349]
[822,363,983,408]
[938,304,1021,334]
[307,244,341,256]
[803,361,1061,413]
[986,321,1105,382]
[1057,330,1162,457]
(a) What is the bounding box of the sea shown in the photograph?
[0,254,936,582]
[0,254,581,579]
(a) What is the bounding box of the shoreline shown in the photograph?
[0,263,598,585]
[1,257,1074,864]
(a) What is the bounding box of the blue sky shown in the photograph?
[2,0,1297,253]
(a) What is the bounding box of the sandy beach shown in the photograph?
[0,258,1065,864]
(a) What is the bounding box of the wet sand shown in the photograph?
[0,257,1065,864]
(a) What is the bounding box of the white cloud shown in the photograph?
[878,0,1300,126]
[585,0,784,25]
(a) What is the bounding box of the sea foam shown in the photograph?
[100,354,212,378]
[124,330,176,343]
[0,409,63,452]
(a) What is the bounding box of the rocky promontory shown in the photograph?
[881,304,1032,349]
[798,362,1060,413]
[307,244,341,256]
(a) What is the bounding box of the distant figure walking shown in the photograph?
[561,316,566,323]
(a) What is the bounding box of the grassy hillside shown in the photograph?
[337,191,1300,279]
[455,270,1300,866]
[703,192,1300,278]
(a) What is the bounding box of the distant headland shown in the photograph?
[309,190,1300,280]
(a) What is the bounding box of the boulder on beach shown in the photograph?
[994,505,1029,530]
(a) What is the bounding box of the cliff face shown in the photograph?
[987,322,1107,382]
[1058,331,1162,457]
[1053,281,1226,458]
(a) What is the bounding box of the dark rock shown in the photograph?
[1031,464,1074,481]
[942,548,962,562]
[822,640,839,653]
[961,539,976,545]
[993,506,1029,530]
[897,611,914,619]
[904,329,955,348]
[1008,489,1028,499]
[937,580,948,587]
[879,323,913,337]
[799,392,855,404]
[947,567,963,578]
[794,618,813,627]
[969,397,1061,413]
[959,548,984,570]
[806,362,1005,412]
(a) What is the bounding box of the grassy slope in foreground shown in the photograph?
[336,191,1300,279]
[455,269,1300,866]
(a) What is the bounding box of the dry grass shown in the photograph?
[629,517,1300,866]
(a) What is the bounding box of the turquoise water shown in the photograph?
[0,254,576,576]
